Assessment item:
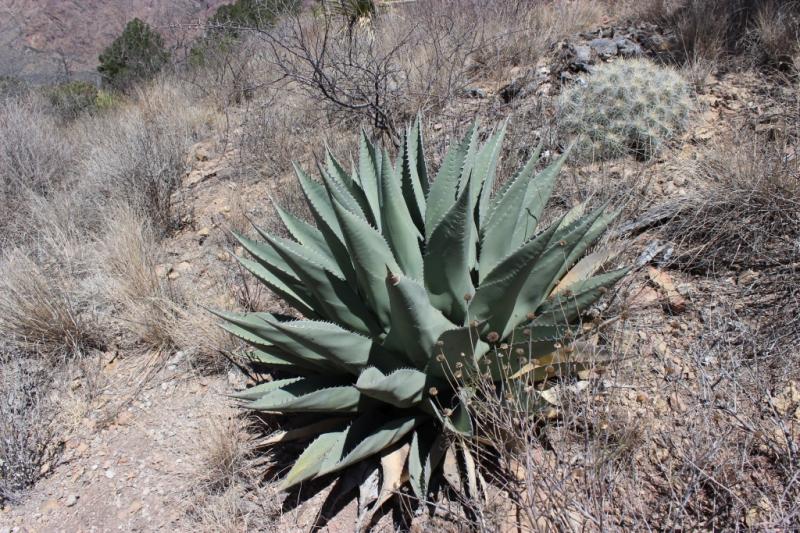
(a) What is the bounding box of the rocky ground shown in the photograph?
[3,17,799,533]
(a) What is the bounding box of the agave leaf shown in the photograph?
[552,244,623,295]
[294,163,359,286]
[248,384,364,413]
[261,232,382,336]
[231,232,319,313]
[478,150,542,278]
[475,123,508,226]
[326,147,372,218]
[233,377,304,401]
[272,201,333,264]
[383,273,456,368]
[424,180,474,324]
[536,268,630,324]
[257,230,344,280]
[246,348,323,375]
[281,430,344,489]
[330,197,400,329]
[213,311,346,371]
[408,427,445,500]
[320,415,422,477]
[457,122,480,197]
[513,151,569,244]
[424,324,488,379]
[490,143,541,212]
[320,163,368,222]
[411,114,429,195]
[493,208,609,338]
[425,124,476,239]
[358,131,383,230]
[429,390,473,436]
[261,418,349,446]
[547,208,621,295]
[380,147,424,281]
[355,367,431,408]
[234,255,318,319]
[269,320,374,375]
[401,119,427,230]
[469,222,560,337]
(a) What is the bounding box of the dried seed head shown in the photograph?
[459,352,466,358]
[428,387,439,396]
[558,240,567,247]
[545,365,556,376]
[442,408,453,417]
[455,361,463,369]
[388,272,401,285]
[469,320,479,328]
[553,342,562,350]
[463,292,473,302]
[515,348,525,356]
[523,328,531,337]
[436,354,445,363]
[599,287,608,294]
[499,343,509,351]
[526,311,536,321]
[486,331,500,343]
[563,344,574,354]
[436,340,445,347]
[454,370,463,379]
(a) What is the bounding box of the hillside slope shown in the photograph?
[0,0,230,83]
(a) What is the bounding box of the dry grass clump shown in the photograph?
[642,0,800,71]
[0,97,73,236]
[96,207,182,351]
[81,80,209,234]
[660,132,799,273]
[186,413,278,532]
[0,249,101,359]
[0,358,61,504]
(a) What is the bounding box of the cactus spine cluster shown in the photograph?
[558,58,693,161]
[216,118,627,497]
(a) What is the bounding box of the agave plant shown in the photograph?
[216,118,627,499]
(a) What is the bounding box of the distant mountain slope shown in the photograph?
[0,0,231,84]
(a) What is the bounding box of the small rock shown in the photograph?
[167,270,180,280]
[195,145,211,162]
[39,462,51,475]
[197,227,210,238]
[589,38,618,58]
[128,500,143,515]
[615,37,642,57]
[65,495,78,507]
[669,392,687,413]
[105,469,116,479]
[574,44,591,62]
[40,499,59,513]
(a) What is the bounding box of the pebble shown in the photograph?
[65,495,78,507]
[105,469,116,479]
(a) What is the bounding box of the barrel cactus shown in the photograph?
[558,58,693,161]
[215,118,627,498]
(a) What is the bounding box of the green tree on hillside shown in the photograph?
[98,18,169,91]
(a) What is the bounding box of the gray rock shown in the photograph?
[574,45,592,64]
[65,494,78,507]
[590,38,618,58]
[615,37,642,57]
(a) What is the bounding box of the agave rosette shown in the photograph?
[215,118,627,496]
